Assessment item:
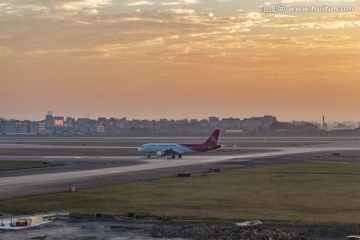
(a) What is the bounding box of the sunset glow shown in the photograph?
[1,0,359,121]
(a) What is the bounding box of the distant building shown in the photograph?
[199,119,209,127]
[44,111,69,134]
[1,120,16,134]
[241,115,277,131]
[209,116,220,127]
[321,116,328,129]
[241,117,263,131]
[0,120,37,134]
[109,118,116,127]
[15,121,28,134]
[117,117,127,129]
[45,112,55,129]
[98,117,107,127]
[262,115,277,128]
[221,118,240,129]
[0,119,5,134]
[54,117,64,127]
[0,114,284,136]
[66,117,76,127]
[177,119,189,125]
[26,121,38,134]
[97,125,105,133]
[37,121,45,133]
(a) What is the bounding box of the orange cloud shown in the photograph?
[0,1,359,120]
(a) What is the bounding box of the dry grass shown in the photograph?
[1,164,360,224]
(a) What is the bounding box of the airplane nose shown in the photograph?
[137,147,142,152]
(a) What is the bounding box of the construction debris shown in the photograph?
[151,225,307,240]
[235,220,262,227]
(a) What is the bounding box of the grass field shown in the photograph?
[0,161,59,171]
[1,164,360,225]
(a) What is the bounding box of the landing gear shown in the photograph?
[178,154,182,158]
[147,153,150,159]
[171,155,176,159]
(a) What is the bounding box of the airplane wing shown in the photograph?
[164,148,184,156]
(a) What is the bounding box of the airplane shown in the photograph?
[137,129,221,158]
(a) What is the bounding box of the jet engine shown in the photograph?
[156,151,165,157]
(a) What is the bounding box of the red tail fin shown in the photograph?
[204,129,220,146]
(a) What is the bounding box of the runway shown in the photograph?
[0,141,359,199]
[0,143,138,149]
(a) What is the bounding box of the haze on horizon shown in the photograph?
[0,0,359,122]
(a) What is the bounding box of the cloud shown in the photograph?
[280,0,356,3]
[0,0,359,123]
[216,0,237,2]
[237,12,271,29]
[0,46,12,56]
[0,0,359,67]
[126,0,200,6]
[166,8,195,14]
[0,0,112,17]
[54,0,112,15]
[126,1,155,6]
[180,0,200,4]
[0,7,250,59]
[159,1,179,6]
[264,13,360,29]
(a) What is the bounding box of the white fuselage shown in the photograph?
[137,143,195,154]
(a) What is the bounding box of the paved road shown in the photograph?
[0,141,359,199]
[0,143,138,149]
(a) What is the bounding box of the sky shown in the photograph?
[0,0,359,121]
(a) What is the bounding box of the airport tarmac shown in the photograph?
[0,140,359,199]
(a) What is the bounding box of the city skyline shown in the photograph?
[1,0,359,121]
[2,108,359,122]
[1,112,358,125]
[2,112,359,136]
